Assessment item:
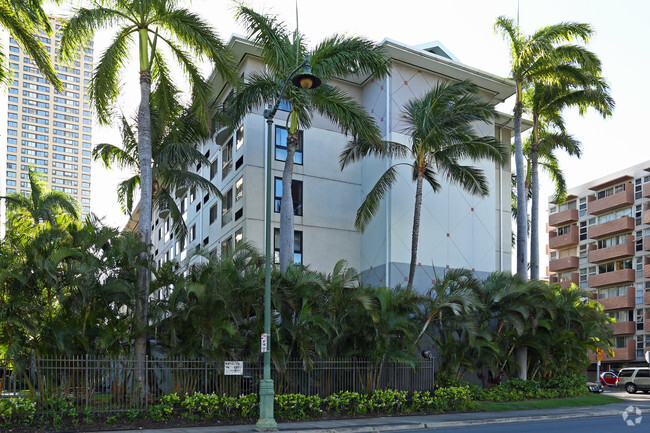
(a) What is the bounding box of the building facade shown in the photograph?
[2,16,93,214]
[142,36,517,291]
[547,161,650,367]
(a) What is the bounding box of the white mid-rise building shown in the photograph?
[136,36,517,290]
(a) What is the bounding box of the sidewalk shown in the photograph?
[99,400,650,433]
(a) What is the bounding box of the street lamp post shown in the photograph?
[256,57,320,431]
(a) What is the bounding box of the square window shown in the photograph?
[222,188,233,227]
[235,228,243,245]
[222,137,233,179]
[221,236,232,257]
[210,158,218,180]
[189,224,196,242]
[236,125,244,150]
[209,203,218,224]
[275,126,303,165]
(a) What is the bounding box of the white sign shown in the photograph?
[224,361,243,376]
[261,333,268,353]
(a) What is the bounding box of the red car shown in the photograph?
[600,371,619,387]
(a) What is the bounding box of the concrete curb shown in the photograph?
[278,424,425,433]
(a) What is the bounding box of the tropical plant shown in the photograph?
[494,16,601,280]
[59,0,236,396]
[525,77,614,280]
[344,80,505,290]
[226,5,389,272]
[0,0,60,88]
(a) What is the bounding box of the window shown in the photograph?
[190,187,196,203]
[236,177,243,201]
[635,178,643,200]
[236,125,244,150]
[579,221,587,241]
[579,244,588,265]
[222,137,233,179]
[278,99,291,111]
[637,308,645,331]
[274,178,303,216]
[615,337,628,349]
[274,228,303,265]
[597,234,627,249]
[636,204,643,226]
[209,203,218,224]
[210,158,218,180]
[598,207,632,224]
[275,126,303,164]
[221,237,232,257]
[222,188,233,227]
[637,230,643,252]
[557,225,571,236]
[235,228,243,245]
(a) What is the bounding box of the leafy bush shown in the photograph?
[0,397,36,421]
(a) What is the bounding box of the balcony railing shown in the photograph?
[588,235,635,263]
[588,185,634,215]
[549,256,579,273]
[597,286,635,310]
[588,216,635,240]
[549,208,579,228]
[549,272,579,289]
[611,321,636,335]
[589,269,635,288]
[549,229,579,250]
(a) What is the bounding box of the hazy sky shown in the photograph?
[62,0,650,271]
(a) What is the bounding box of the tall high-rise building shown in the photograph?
[547,160,650,368]
[2,16,93,213]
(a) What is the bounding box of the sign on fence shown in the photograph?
[224,361,243,375]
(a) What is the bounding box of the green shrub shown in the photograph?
[0,397,36,422]
[275,394,323,420]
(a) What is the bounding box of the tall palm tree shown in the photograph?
[94,88,222,241]
[494,16,599,280]
[0,0,60,88]
[345,80,506,290]
[227,5,389,272]
[526,79,614,280]
[2,168,79,227]
[59,0,236,397]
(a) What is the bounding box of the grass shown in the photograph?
[478,393,623,411]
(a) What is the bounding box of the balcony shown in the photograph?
[597,286,635,310]
[644,209,650,225]
[589,340,635,362]
[589,268,635,288]
[588,235,635,263]
[587,186,634,215]
[645,257,650,279]
[549,208,579,228]
[645,310,650,332]
[644,237,650,252]
[549,272,579,289]
[549,228,579,250]
[549,256,579,273]
[588,216,635,239]
[611,321,636,335]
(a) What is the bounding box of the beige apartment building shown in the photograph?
[547,161,650,367]
[3,17,93,213]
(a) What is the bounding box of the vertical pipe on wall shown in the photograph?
[385,72,391,286]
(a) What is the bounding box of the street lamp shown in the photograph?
[256,57,320,431]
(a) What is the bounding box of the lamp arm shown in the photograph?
[264,57,310,121]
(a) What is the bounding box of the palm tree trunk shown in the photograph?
[530,140,540,281]
[514,91,528,280]
[279,133,298,273]
[134,68,153,401]
[407,174,423,290]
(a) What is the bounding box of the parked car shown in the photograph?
[586,381,604,393]
[617,367,650,394]
[599,371,619,387]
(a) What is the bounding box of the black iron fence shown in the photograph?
[0,357,435,413]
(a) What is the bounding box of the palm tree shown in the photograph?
[93,88,222,241]
[345,80,506,290]
[525,79,614,280]
[0,0,60,88]
[227,5,389,272]
[59,0,236,394]
[2,168,79,228]
[494,16,600,280]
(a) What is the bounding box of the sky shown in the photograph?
[56,0,650,273]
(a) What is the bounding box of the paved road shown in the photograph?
[396,415,646,432]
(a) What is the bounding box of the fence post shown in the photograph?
[85,354,89,409]
[204,358,208,394]
[145,355,149,412]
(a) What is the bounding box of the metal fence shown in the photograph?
[0,357,434,413]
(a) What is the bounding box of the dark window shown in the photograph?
[636,369,650,378]
[204,193,209,204]
[235,155,243,170]
[235,208,243,221]
[196,202,201,212]
[204,150,210,159]
[203,236,209,246]
[190,187,196,202]
[209,203,218,224]
[180,196,186,214]
[274,228,302,265]
[274,177,303,215]
[275,126,303,164]
[236,125,244,150]
[210,158,218,180]
[619,369,634,378]
[222,188,233,227]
